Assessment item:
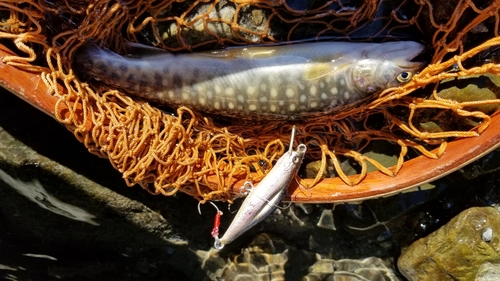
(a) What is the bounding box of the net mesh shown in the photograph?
[1,0,500,202]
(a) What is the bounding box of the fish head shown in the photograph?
[352,41,426,93]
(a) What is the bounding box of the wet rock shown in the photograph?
[150,0,272,48]
[398,207,500,281]
[437,74,500,114]
[475,262,500,281]
[459,148,500,180]
[195,248,226,280]
[218,233,288,281]
[316,209,335,230]
[305,140,400,179]
[305,255,400,281]
[294,203,314,215]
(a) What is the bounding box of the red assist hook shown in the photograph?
[198,201,223,242]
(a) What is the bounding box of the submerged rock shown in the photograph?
[398,206,500,281]
[437,74,500,114]
[305,255,400,281]
[218,233,288,281]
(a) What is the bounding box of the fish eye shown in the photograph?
[292,156,300,164]
[397,71,413,83]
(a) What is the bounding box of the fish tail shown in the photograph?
[72,41,125,84]
[71,41,101,82]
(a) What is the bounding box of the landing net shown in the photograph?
[1,0,499,202]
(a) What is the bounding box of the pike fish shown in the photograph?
[213,126,306,249]
[72,41,425,119]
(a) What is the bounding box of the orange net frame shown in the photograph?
[1,0,500,202]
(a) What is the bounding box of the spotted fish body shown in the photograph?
[73,41,425,119]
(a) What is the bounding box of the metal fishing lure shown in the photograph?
[213,126,306,249]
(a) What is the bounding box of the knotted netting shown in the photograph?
[1,0,500,202]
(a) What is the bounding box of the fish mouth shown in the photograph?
[402,59,426,72]
[393,42,427,71]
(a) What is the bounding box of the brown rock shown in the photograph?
[398,207,500,281]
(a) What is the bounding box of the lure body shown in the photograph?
[214,128,306,249]
[73,41,425,119]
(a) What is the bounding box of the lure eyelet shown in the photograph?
[397,71,413,83]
